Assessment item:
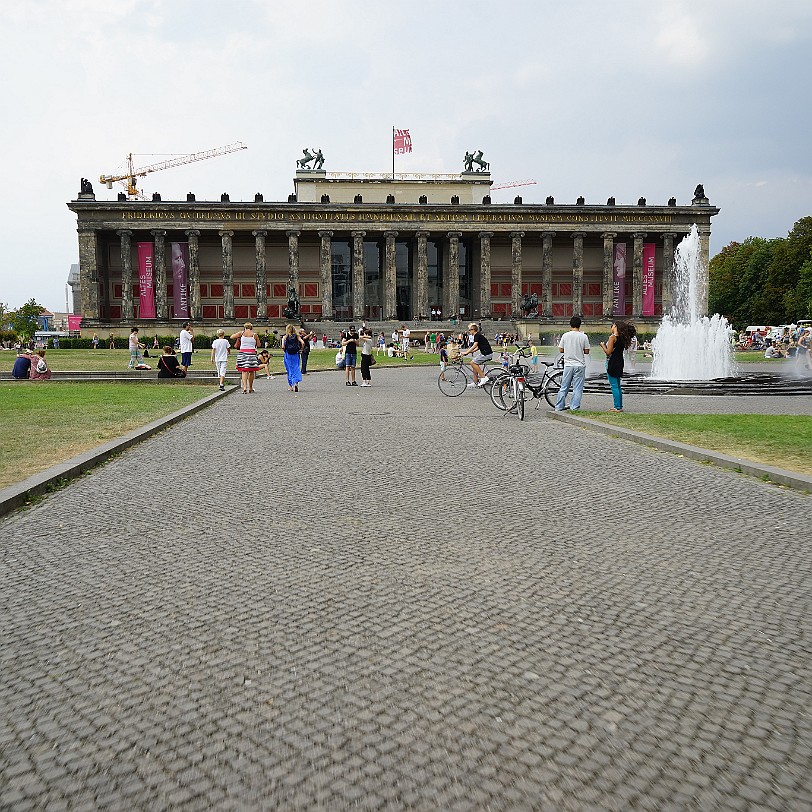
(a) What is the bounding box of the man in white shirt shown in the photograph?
[210,329,231,391]
[401,325,411,355]
[555,315,590,411]
[179,322,194,372]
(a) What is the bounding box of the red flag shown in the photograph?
[393,128,412,154]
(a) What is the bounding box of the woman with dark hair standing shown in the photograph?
[600,321,637,412]
[282,323,305,392]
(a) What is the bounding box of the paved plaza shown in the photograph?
[1,366,811,810]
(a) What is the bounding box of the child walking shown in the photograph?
[210,329,231,391]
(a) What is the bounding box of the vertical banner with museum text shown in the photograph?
[612,243,626,316]
[137,242,156,319]
[642,243,656,316]
[170,242,190,319]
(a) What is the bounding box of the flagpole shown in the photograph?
[392,126,395,180]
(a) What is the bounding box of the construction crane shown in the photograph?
[99,141,248,199]
[490,179,538,191]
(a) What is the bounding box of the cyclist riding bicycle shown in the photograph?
[461,322,494,387]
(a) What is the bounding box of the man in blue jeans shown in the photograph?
[555,315,590,411]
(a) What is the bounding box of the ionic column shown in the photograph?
[352,231,366,321]
[186,230,201,320]
[479,232,493,318]
[601,233,616,317]
[253,230,267,319]
[415,230,430,320]
[541,232,555,318]
[221,230,234,320]
[632,233,647,317]
[287,229,300,292]
[697,226,711,317]
[151,230,167,319]
[384,231,398,320]
[78,228,99,320]
[447,231,462,318]
[319,230,333,320]
[661,233,677,315]
[571,232,585,316]
[118,229,133,321]
[511,231,524,318]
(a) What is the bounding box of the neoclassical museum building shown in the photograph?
[67,170,719,333]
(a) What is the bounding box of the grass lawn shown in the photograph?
[0,383,217,489]
[0,348,439,374]
[580,413,812,475]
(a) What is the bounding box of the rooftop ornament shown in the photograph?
[297,148,325,170]
[463,150,489,173]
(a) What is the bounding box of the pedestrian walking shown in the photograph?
[231,322,261,394]
[128,327,144,369]
[283,323,305,392]
[360,328,374,386]
[600,321,637,412]
[555,316,590,411]
[210,329,231,391]
[300,329,315,374]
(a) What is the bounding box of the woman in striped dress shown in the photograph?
[231,322,261,394]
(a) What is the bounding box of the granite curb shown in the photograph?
[547,410,812,493]
[0,387,234,518]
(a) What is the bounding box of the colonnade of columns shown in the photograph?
[81,228,695,322]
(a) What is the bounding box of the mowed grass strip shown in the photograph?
[0,348,439,373]
[0,383,217,488]
[582,413,812,475]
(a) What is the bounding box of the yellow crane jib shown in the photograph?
[99,142,248,198]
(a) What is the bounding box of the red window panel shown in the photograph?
[552,303,567,317]
[304,283,318,298]
[300,304,311,315]
[267,305,280,318]
[199,284,208,298]
[242,284,256,298]
[551,283,558,296]
[500,283,512,298]
[490,283,499,297]
[588,283,601,297]
[312,303,323,315]
[133,284,140,297]
[202,305,217,318]
[233,285,240,298]
[654,304,663,316]
[521,283,529,295]
[234,305,249,319]
[114,284,122,298]
[625,302,633,316]
[273,284,287,298]
[559,283,572,296]
[167,284,173,296]
[492,302,508,315]
[625,281,632,295]
[110,305,122,319]
[566,304,573,316]
[266,284,272,296]
[218,306,225,319]
[211,284,224,298]
[530,283,542,296]
[582,303,594,316]
[249,306,258,319]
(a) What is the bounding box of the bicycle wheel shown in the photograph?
[544,370,563,408]
[438,366,468,396]
[489,373,513,411]
[517,379,525,420]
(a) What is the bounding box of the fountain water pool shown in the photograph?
[650,224,735,380]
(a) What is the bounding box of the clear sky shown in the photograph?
[1,0,810,313]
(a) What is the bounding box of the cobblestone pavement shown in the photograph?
[2,367,811,810]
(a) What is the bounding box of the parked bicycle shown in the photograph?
[437,355,506,397]
[489,347,564,416]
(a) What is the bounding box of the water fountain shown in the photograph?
[650,224,735,380]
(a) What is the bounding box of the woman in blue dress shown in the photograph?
[282,323,305,392]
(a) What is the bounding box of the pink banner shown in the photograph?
[170,242,190,319]
[642,243,656,316]
[137,242,156,319]
[67,315,82,331]
[612,243,626,316]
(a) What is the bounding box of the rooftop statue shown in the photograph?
[80,177,94,195]
[297,148,325,170]
[464,150,489,173]
[694,184,706,199]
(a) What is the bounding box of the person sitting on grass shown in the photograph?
[157,346,185,378]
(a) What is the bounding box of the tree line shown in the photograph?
[709,216,812,328]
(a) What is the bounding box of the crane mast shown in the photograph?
[100,142,248,198]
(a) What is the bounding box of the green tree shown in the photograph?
[10,299,44,339]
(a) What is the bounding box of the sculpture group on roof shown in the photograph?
[297,148,325,170]
[463,150,489,173]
